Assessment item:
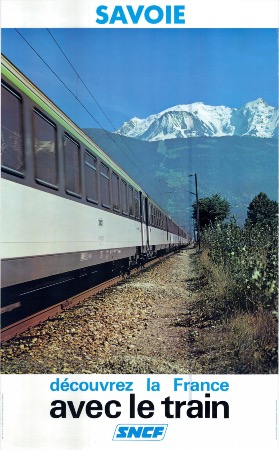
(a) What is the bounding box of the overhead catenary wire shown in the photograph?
[46,29,117,133]
[14,28,161,200]
[46,29,159,190]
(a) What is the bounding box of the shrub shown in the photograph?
[227,310,278,373]
[201,219,277,313]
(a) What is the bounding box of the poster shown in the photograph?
[1,1,278,449]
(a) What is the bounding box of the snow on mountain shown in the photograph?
[116,100,278,141]
[231,98,278,138]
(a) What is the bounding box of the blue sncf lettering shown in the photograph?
[113,424,168,441]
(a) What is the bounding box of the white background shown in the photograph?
[1,0,279,28]
[1,374,278,449]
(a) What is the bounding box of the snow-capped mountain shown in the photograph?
[116,99,278,141]
[231,99,278,138]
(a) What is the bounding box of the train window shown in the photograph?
[85,151,98,204]
[134,190,139,219]
[112,172,120,212]
[33,110,58,189]
[64,134,81,197]
[128,185,134,217]
[100,162,110,208]
[1,82,24,177]
[121,179,128,215]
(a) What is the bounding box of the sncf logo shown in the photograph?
[113,424,168,441]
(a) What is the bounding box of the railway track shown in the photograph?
[1,252,175,342]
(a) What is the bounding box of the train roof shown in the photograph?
[1,54,184,229]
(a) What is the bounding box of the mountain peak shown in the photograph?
[116,100,278,141]
[243,98,269,108]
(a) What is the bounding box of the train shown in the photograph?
[1,54,190,327]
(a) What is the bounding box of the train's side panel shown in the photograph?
[148,226,169,249]
[1,179,143,287]
[1,179,143,259]
[1,177,187,288]
[147,226,187,250]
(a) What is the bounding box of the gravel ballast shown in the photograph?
[1,248,196,374]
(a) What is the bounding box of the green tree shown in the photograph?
[245,192,278,228]
[192,193,230,229]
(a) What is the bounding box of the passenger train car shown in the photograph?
[1,55,189,323]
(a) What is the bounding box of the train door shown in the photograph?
[144,196,150,252]
[139,192,145,252]
[169,219,173,247]
[166,216,169,242]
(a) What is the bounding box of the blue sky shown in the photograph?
[2,28,278,131]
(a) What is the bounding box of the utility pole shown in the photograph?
[194,173,201,251]
[189,173,201,251]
